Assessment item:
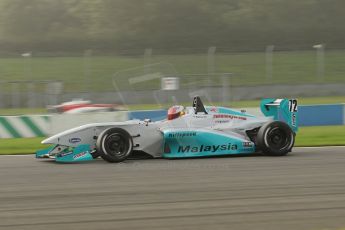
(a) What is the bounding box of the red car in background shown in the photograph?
[47,99,126,113]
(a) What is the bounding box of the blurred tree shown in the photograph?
[0,0,344,53]
[0,0,83,42]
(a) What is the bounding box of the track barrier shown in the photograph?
[0,115,50,138]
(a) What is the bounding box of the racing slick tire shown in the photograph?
[256,121,295,156]
[96,127,133,163]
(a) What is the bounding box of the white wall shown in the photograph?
[49,111,128,135]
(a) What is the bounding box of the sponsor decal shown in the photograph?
[168,132,196,138]
[213,114,247,120]
[69,137,81,144]
[58,151,73,157]
[73,152,87,160]
[209,107,218,112]
[215,120,230,124]
[242,142,253,148]
[292,113,297,127]
[178,143,238,153]
[193,115,208,119]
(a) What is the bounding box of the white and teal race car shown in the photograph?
[36,96,298,163]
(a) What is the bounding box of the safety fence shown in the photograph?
[0,104,344,138]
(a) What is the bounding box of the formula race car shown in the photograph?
[36,96,298,163]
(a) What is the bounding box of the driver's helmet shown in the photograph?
[167,105,185,120]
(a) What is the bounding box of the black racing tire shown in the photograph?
[256,121,295,156]
[96,127,133,163]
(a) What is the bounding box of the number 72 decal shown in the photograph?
[288,99,298,112]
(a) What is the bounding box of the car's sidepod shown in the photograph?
[162,129,255,158]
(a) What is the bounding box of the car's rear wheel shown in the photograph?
[256,121,295,156]
[96,128,133,162]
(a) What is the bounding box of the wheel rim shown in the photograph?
[103,133,129,158]
[266,127,291,151]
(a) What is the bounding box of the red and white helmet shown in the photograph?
[167,105,185,120]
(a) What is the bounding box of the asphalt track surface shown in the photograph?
[1,147,345,230]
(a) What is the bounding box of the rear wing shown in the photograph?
[260,98,298,132]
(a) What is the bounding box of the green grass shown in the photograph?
[0,137,44,154]
[296,96,345,105]
[295,125,345,147]
[1,126,344,155]
[0,108,46,116]
[1,50,345,92]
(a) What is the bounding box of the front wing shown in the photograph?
[36,144,95,163]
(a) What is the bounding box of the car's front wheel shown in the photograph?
[256,121,295,156]
[96,128,133,162]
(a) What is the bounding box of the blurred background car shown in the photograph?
[47,99,127,114]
